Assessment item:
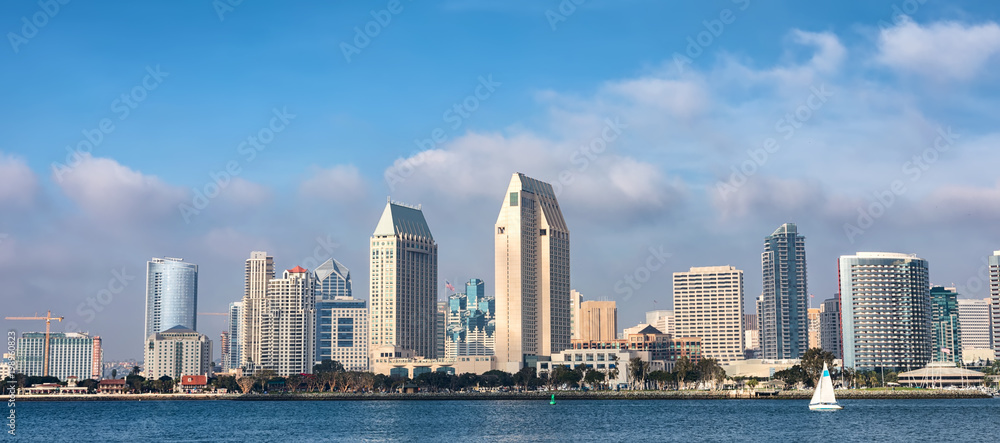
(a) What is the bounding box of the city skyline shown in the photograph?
[5,2,1000,361]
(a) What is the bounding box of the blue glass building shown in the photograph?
[144,257,198,341]
[445,278,496,358]
[314,258,369,371]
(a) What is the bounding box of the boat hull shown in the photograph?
[809,403,843,411]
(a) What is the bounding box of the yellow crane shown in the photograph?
[5,311,64,377]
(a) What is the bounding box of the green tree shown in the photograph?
[313,359,346,374]
[800,348,836,388]
[773,365,808,388]
[111,369,118,380]
[158,375,174,393]
[607,355,621,389]
[746,378,759,390]
[584,369,606,389]
[513,366,539,391]
[674,356,694,390]
[628,358,649,390]
[549,365,571,389]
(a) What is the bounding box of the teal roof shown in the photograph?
[373,200,434,240]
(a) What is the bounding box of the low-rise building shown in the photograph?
[722,359,805,378]
[178,375,208,393]
[143,326,212,380]
[370,345,496,378]
[98,379,127,394]
[898,362,985,387]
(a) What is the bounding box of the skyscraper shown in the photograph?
[313,258,368,371]
[929,286,962,364]
[990,250,1000,359]
[495,173,571,370]
[570,290,583,340]
[224,301,244,371]
[16,332,102,381]
[445,279,496,359]
[242,251,274,371]
[839,252,932,371]
[957,298,993,351]
[260,266,316,376]
[144,257,198,342]
[820,297,842,359]
[760,223,808,360]
[673,266,745,363]
[580,301,617,342]
[807,308,821,350]
[369,200,438,358]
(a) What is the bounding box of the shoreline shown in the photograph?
[14,389,993,402]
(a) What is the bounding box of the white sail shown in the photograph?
[810,362,837,405]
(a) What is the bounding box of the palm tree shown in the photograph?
[607,355,621,389]
[628,358,649,390]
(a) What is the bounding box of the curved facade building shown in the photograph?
[838,252,931,371]
[144,257,198,341]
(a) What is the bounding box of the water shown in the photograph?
[12,398,998,442]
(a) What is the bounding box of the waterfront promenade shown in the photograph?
[14,388,992,401]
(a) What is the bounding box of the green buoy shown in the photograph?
[550,394,555,405]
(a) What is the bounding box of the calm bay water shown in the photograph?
[13,398,999,442]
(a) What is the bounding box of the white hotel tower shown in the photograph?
[495,173,571,371]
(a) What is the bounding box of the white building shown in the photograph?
[673,266,745,363]
[223,301,244,372]
[143,326,212,380]
[570,290,583,340]
[645,310,675,336]
[957,298,993,351]
[260,266,316,376]
[241,251,275,372]
[536,349,668,388]
[990,250,1000,359]
[370,200,438,359]
[495,173,571,371]
[15,332,102,381]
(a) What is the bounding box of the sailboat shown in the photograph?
[809,362,843,411]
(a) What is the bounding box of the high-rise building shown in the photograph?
[570,290,583,340]
[820,297,842,359]
[143,326,212,380]
[929,286,962,364]
[219,330,230,370]
[580,301,617,342]
[224,301,244,371]
[808,308,821,350]
[990,251,1000,359]
[436,301,447,359]
[646,310,675,336]
[16,332,101,381]
[144,257,198,342]
[839,252,932,371]
[957,298,993,351]
[260,266,316,376]
[495,173,571,370]
[760,223,808,360]
[313,257,368,370]
[445,279,496,358]
[315,297,368,371]
[742,313,758,335]
[370,200,438,358]
[242,251,274,372]
[673,266,745,363]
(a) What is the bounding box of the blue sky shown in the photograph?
[3,0,1000,360]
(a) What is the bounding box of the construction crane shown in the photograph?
[5,311,64,377]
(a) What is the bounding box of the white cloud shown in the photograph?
[0,153,39,207]
[877,18,1000,80]
[299,164,367,202]
[54,155,186,223]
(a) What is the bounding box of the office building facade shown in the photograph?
[370,200,438,358]
[646,310,675,337]
[495,173,571,370]
[673,266,745,363]
[760,223,808,360]
[820,297,842,359]
[224,301,244,371]
[808,308,821,350]
[315,297,369,371]
[16,332,102,381]
[839,252,932,370]
[144,257,198,341]
[445,279,497,359]
[929,286,962,364]
[144,326,212,380]
[580,301,617,342]
[957,298,993,351]
[991,251,1000,359]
